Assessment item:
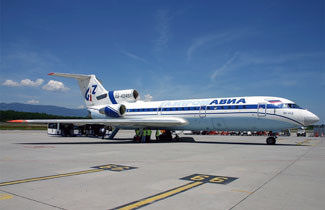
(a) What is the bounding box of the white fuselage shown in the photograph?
[89,96,319,132]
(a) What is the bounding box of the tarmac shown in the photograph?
[0,130,324,210]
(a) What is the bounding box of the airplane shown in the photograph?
[9,73,320,145]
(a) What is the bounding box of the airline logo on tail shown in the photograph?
[85,85,97,101]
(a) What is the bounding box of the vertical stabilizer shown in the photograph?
[48,73,110,107]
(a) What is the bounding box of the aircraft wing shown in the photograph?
[8,117,188,128]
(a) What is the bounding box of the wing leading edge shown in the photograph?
[8,117,188,128]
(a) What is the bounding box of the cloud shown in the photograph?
[121,50,148,63]
[211,53,238,80]
[146,75,202,101]
[238,52,325,66]
[187,33,233,61]
[144,94,153,101]
[20,78,44,87]
[186,29,252,61]
[26,99,39,104]
[2,80,20,87]
[154,9,172,52]
[207,51,325,91]
[2,78,44,87]
[77,105,85,109]
[42,80,69,92]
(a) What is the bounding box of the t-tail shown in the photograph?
[48,73,139,108]
[48,73,110,107]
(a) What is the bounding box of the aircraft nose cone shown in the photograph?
[304,112,320,126]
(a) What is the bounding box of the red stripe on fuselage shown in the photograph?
[7,120,26,123]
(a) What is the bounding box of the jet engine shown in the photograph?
[110,89,139,103]
[99,104,126,118]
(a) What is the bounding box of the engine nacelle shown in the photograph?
[99,104,126,118]
[111,89,139,103]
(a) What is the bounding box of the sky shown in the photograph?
[1,0,324,123]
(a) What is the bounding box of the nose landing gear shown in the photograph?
[266,136,276,145]
[266,131,277,145]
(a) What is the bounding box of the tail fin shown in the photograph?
[48,73,110,107]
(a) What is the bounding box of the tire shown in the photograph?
[266,137,276,145]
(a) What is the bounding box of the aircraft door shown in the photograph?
[157,107,162,115]
[257,103,267,117]
[199,105,207,118]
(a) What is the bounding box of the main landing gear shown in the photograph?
[266,131,277,145]
[133,129,179,143]
[156,130,180,141]
[133,129,151,143]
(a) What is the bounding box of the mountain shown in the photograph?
[0,103,88,117]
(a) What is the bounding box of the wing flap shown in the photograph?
[8,117,188,128]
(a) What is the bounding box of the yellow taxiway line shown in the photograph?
[0,193,13,200]
[116,181,204,210]
[0,169,104,187]
[0,164,136,187]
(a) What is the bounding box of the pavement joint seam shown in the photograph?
[0,189,66,209]
[229,140,320,210]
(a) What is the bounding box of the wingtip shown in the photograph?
[48,72,55,75]
[7,120,26,123]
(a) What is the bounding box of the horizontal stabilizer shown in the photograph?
[48,72,91,80]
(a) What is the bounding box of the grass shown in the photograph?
[0,123,47,130]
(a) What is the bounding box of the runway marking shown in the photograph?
[296,139,311,145]
[0,164,136,187]
[114,174,238,210]
[181,174,238,184]
[93,164,137,172]
[0,193,13,200]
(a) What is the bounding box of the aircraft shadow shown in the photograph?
[16,137,307,146]
[191,141,308,146]
[16,137,195,145]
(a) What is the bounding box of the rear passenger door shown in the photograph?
[257,103,267,117]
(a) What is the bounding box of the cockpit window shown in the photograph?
[292,104,302,109]
[283,103,302,109]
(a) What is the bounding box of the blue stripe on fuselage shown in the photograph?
[126,104,287,113]
[109,91,117,104]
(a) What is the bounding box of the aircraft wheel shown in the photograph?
[266,137,276,145]
[174,134,180,141]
